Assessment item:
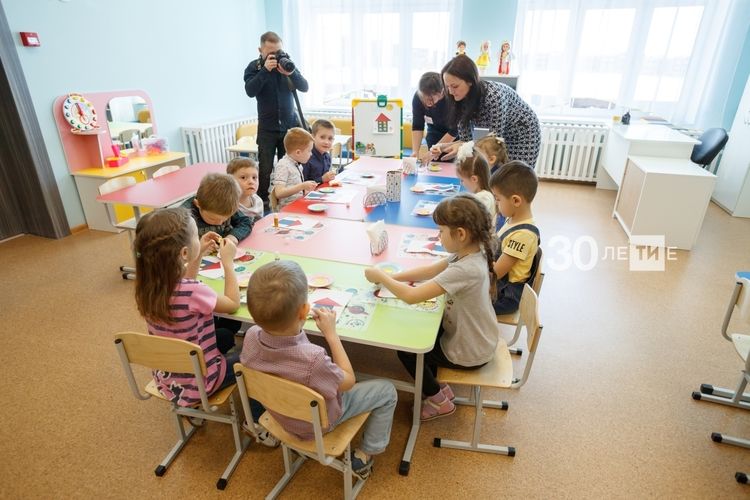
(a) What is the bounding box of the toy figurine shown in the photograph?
[456,40,466,56]
[498,40,512,75]
[476,40,490,75]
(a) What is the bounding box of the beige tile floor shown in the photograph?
[1,181,749,499]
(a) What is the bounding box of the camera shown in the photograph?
[267,50,295,73]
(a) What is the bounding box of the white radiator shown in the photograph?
[181,117,256,165]
[535,119,609,182]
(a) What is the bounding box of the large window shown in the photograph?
[282,0,461,110]
[514,0,731,125]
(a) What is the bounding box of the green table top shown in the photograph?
[202,252,444,353]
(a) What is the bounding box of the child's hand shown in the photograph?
[322,171,335,183]
[311,307,337,336]
[301,180,318,193]
[364,267,385,284]
[218,238,237,264]
[200,231,221,255]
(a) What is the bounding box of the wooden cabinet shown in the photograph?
[613,156,715,250]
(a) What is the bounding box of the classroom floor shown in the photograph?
[2,181,749,499]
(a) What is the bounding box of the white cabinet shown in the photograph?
[613,156,715,250]
[713,75,750,217]
[597,124,699,190]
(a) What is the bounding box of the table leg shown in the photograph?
[399,352,423,476]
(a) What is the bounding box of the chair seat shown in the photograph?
[115,217,137,231]
[260,411,370,457]
[438,339,513,389]
[496,311,520,325]
[732,334,750,362]
[145,380,236,406]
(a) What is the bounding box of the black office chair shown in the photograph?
[691,128,729,172]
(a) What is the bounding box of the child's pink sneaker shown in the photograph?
[420,391,455,421]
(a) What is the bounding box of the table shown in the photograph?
[96,162,224,221]
[227,138,258,159]
[204,252,444,475]
[613,155,715,249]
[74,152,189,232]
[282,171,461,228]
[597,124,699,190]
[244,214,441,267]
[345,156,457,178]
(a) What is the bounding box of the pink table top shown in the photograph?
[241,214,442,267]
[282,185,368,220]
[346,156,457,178]
[96,163,225,208]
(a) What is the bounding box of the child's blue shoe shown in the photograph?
[350,450,374,479]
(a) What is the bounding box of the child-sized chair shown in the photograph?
[497,247,544,356]
[99,176,138,279]
[152,164,182,178]
[234,364,371,500]
[114,332,249,490]
[691,274,750,484]
[434,284,543,455]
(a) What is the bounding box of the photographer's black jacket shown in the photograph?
[244,57,309,133]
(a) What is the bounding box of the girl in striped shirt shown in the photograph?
[133,207,242,406]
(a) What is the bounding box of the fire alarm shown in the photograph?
[20,32,40,47]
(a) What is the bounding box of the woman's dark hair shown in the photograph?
[441,55,485,130]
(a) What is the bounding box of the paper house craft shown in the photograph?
[374,113,392,134]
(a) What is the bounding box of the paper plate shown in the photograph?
[308,274,334,288]
[319,187,335,193]
[428,165,442,172]
[410,186,426,193]
[360,173,375,178]
[415,208,432,216]
[375,262,402,274]
[308,203,328,212]
[237,272,253,288]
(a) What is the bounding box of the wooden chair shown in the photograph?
[234,364,371,500]
[152,164,182,178]
[236,123,258,141]
[434,284,543,455]
[99,176,138,279]
[691,274,750,484]
[114,332,249,490]
[496,247,545,355]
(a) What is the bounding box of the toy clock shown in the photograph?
[62,93,99,132]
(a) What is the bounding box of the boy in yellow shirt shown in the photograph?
[489,161,540,314]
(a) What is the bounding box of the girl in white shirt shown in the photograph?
[455,142,497,228]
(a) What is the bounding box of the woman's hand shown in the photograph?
[435,141,461,161]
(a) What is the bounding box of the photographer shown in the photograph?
[244,31,309,209]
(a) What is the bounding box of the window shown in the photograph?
[282,0,462,110]
[514,0,727,125]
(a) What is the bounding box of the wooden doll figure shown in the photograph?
[456,40,466,56]
[476,40,490,75]
[498,40,512,75]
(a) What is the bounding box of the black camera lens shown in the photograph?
[272,50,295,72]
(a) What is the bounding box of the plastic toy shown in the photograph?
[498,40,512,75]
[476,41,490,75]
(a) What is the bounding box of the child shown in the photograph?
[303,119,337,184]
[364,194,498,421]
[270,127,317,210]
[475,133,510,175]
[475,133,511,230]
[181,173,253,245]
[241,260,397,479]
[227,157,264,222]
[489,161,540,315]
[455,142,497,226]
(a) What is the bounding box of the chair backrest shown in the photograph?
[119,129,140,143]
[530,246,544,295]
[691,127,729,167]
[114,332,208,376]
[513,284,543,388]
[152,165,181,178]
[236,123,258,141]
[98,176,137,196]
[735,277,750,325]
[234,364,329,427]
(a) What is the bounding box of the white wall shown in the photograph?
[2,0,267,228]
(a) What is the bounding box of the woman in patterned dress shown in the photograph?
[432,55,541,167]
